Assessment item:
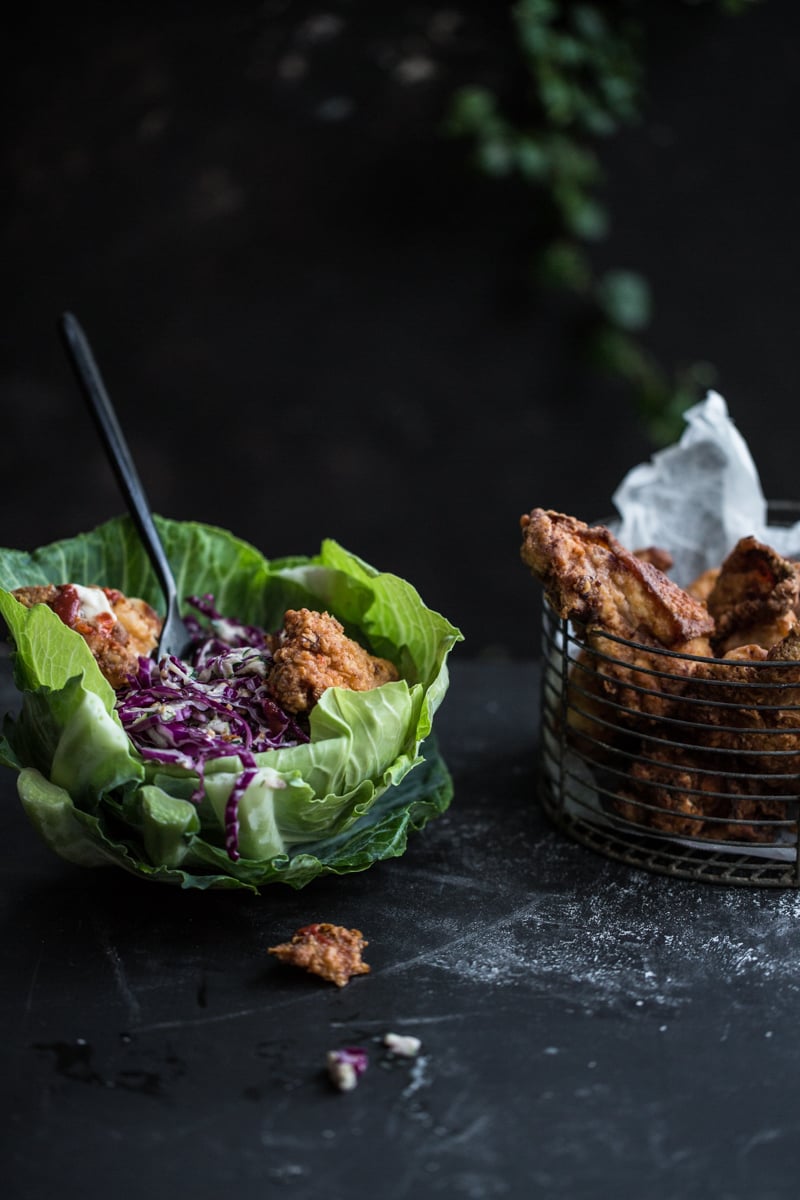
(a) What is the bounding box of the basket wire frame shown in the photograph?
[537,602,800,887]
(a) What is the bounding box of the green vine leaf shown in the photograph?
[444,0,756,444]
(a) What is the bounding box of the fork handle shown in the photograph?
[59,311,178,613]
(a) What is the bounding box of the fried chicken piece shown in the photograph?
[769,628,800,665]
[722,643,768,662]
[563,639,681,749]
[563,643,619,748]
[614,742,788,843]
[12,583,161,688]
[520,509,714,648]
[705,536,800,655]
[267,608,398,715]
[683,628,800,770]
[686,566,720,604]
[606,629,800,844]
[634,546,674,573]
[268,923,370,988]
[522,509,713,725]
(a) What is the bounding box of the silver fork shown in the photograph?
[59,311,192,660]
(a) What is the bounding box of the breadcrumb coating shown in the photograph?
[267,607,398,715]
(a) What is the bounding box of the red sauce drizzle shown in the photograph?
[296,924,335,946]
[52,585,81,627]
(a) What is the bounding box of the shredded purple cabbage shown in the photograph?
[115,595,309,862]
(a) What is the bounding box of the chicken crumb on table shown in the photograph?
[268,923,371,988]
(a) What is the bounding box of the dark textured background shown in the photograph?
[4,1,799,658]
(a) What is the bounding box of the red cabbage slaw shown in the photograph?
[115,595,309,860]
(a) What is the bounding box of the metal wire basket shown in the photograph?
[538,520,800,887]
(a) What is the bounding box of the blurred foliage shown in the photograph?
[445,0,760,445]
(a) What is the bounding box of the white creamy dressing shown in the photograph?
[72,584,115,623]
[216,617,245,643]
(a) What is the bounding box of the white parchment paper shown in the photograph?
[612,391,800,585]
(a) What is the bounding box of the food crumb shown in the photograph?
[327,1048,368,1092]
[268,923,370,988]
[383,1032,422,1058]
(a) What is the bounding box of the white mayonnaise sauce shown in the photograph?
[73,584,115,623]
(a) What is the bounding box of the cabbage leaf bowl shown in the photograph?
[0,517,462,891]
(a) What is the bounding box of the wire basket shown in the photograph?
[538,510,800,887]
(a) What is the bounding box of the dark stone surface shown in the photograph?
[4,658,800,1199]
[3,2,799,661]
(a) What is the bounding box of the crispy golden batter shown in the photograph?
[12,583,161,688]
[267,608,398,715]
[520,509,714,648]
[722,643,769,662]
[634,545,674,573]
[683,629,800,767]
[268,923,370,988]
[706,536,800,655]
[614,741,787,843]
[686,566,720,603]
[522,509,713,727]
[610,630,800,841]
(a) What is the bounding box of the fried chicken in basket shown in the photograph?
[520,509,714,649]
[704,535,800,656]
[521,509,713,730]
[616,629,800,843]
[521,508,800,845]
[613,740,788,843]
[686,629,800,770]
